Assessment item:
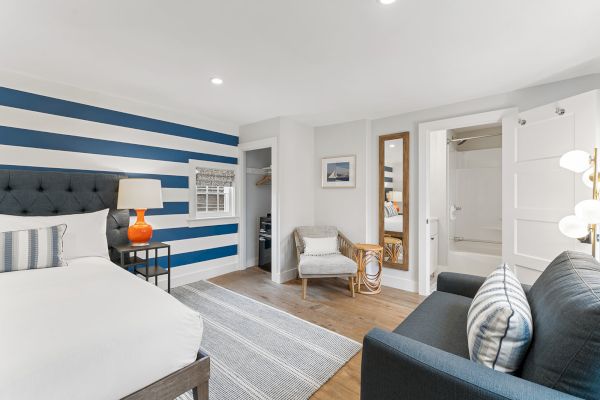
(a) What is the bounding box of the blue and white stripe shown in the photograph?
[467,264,533,373]
[0,86,239,280]
[0,224,67,273]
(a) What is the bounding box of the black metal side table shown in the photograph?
[113,242,171,293]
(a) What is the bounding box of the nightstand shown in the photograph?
[113,242,171,293]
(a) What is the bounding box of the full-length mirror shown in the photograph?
[379,132,409,270]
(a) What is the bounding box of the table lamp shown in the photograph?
[117,178,163,246]
[391,191,403,211]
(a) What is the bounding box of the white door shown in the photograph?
[502,90,600,284]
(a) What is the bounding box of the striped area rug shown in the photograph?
[172,280,361,400]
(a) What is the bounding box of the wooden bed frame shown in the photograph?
[0,170,210,400]
[123,351,210,400]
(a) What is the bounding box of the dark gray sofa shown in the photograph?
[361,251,600,400]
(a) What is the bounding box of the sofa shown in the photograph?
[361,251,600,400]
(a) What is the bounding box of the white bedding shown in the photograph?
[384,214,404,232]
[0,257,203,400]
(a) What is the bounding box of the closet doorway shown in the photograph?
[239,138,279,281]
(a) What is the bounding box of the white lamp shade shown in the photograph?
[575,199,600,224]
[560,150,590,173]
[582,167,596,189]
[117,179,163,209]
[558,215,589,238]
[391,191,403,202]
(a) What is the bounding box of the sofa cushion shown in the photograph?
[467,264,533,373]
[394,291,471,359]
[298,253,357,276]
[520,251,600,399]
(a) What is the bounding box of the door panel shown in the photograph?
[503,90,600,284]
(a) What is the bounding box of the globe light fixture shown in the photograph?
[559,150,591,173]
[558,215,589,239]
[559,147,599,257]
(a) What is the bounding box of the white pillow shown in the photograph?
[303,236,339,256]
[0,209,110,261]
[467,263,533,373]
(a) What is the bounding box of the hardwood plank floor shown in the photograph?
[209,267,424,400]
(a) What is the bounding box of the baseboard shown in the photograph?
[381,274,418,292]
[272,267,297,284]
[150,259,239,290]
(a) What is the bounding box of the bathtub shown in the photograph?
[446,240,502,277]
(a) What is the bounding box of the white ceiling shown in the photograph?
[1,0,600,128]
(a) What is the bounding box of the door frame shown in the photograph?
[417,108,517,295]
[239,137,279,282]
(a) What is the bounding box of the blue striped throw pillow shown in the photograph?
[0,224,67,273]
[467,263,533,373]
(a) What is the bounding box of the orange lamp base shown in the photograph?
[128,209,153,246]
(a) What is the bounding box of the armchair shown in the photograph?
[294,226,357,299]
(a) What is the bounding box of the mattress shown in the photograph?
[385,214,404,232]
[0,257,203,400]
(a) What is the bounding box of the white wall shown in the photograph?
[240,73,600,291]
[245,148,272,267]
[239,117,315,282]
[368,73,600,292]
[314,120,370,243]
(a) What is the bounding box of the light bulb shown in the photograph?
[560,150,590,173]
[558,215,589,238]
[575,199,600,224]
[582,167,599,189]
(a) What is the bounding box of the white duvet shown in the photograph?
[0,257,203,400]
[384,214,403,232]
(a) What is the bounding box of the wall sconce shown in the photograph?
[559,148,600,257]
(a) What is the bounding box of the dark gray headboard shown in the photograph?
[0,169,129,261]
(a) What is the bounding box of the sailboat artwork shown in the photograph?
[327,163,350,182]
[322,156,355,188]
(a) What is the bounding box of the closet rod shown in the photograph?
[447,133,501,143]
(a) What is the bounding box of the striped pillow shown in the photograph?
[467,264,533,373]
[384,202,398,218]
[0,224,67,273]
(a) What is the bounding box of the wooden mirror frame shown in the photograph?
[379,132,409,271]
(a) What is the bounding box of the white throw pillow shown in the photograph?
[0,209,110,261]
[303,236,339,256]
[467,263,533,373]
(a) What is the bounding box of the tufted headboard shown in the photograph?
[0,169,130,262]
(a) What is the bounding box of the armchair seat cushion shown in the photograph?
[393,291,471,359]
[298,253,357,276]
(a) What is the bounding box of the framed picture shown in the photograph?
[321,155,356,188]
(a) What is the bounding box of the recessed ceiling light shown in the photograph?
[389,144,396,148]
[378,0,396,4]
[210,77,224,86]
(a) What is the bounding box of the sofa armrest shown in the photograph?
[437,272,532,298]
[437,272,486,298]
[361,328,577,400]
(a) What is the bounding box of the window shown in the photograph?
[190,162,236,219]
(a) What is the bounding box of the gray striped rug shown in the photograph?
[172,280,361,400]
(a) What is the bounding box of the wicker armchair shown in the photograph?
[294,226,358,299]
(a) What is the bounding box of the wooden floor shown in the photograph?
[209,267,424,400]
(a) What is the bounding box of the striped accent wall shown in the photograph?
[384,165,394,189]
[0,86,240,284]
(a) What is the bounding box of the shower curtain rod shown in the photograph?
[447,132,501,143]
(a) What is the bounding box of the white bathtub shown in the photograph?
[446,241,502,277]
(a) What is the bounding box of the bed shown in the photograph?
[384,214,403,233]
[0,170,209,400]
